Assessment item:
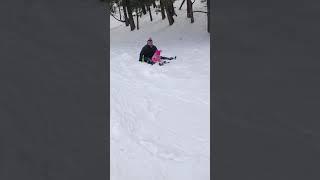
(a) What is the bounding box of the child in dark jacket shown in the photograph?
[139,37,176,65]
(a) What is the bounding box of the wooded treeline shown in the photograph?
[101,0,210,33]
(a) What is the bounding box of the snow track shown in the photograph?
[110,1,210,179]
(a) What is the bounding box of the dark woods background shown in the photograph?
[102,0,210,32]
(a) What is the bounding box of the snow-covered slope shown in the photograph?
[110,1,210,180]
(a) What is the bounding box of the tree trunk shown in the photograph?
[123,5,129,26]
[187,0,194,22]
[152,1,156,8]
[126,0,135,31]
[164,0,174,25]
[118,5,122,20]
[160,0,166,20]
[148,6,153,21]
[136,9,139,30]
[141,5,147,15]
[187,0,191,18]
[179,0,186,10]
[189,0,194,23]
[171,1,177,16]
[165,8,174,25]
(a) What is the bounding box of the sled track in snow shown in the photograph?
[111,46,209,162]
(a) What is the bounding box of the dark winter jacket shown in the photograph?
[139,45,157,61]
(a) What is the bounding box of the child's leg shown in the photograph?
[146,58,155,65]
[160,56,175,60]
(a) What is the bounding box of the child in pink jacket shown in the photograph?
[151,50,162,63]
[151,49,176,66]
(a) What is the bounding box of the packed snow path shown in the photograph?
[110,1,210,179]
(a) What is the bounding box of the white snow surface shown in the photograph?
[110,1,210,180]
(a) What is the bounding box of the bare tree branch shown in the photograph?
[193,10,207,13]
[179,0,186,10]
[110,12,126,22]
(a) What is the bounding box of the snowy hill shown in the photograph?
[110,1,210,180]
